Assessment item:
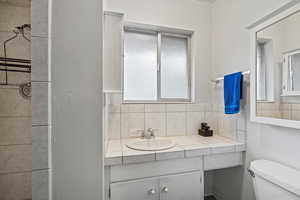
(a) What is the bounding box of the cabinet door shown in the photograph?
[159,172,203,200]
[110,178,159,200]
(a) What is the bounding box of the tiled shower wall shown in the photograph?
[105,92,247,143]
[0,1,32,199]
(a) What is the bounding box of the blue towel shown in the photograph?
[224,72,243,114]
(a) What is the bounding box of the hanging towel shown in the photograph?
[224,72,243,114]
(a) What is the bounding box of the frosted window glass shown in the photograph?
[291,53,300,91]
[161,36,189,99]
[124,32,158,101]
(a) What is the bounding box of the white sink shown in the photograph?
[126,138,175,151]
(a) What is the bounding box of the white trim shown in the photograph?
[124,21,194,36]
[103,90,122,94]
[282,49,300,96]
[246,0,300,29]
[249,1,300,129]
[104,11,124,17]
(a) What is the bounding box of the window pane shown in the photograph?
[161,35,189,99]
[256,43,267,101]
[124,31,158,101]
[290,53,300,91]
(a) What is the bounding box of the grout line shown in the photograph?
[0,170,33,176]
[32,168,50,173]
[0,116,31,118]
[31,35,49,39]
[0,143,32,147]
[32,124,49,127]
[31,80,51,83]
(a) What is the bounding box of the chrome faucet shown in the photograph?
[137,128,157,139]
[145,128,156,139]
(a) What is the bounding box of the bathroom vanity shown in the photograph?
[104,135,246,200]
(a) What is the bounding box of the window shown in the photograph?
[256,42,267,101]
[282,50,300,96]
[256,39,274,101]
[123,26,192,102]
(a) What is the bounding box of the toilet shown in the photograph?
[250,160,300,200]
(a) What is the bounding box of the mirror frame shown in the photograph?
[249,0,300,129]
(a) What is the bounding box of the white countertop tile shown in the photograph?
[156,146,185,161]
[105,135,246,166]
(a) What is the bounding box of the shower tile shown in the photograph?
[0,71,30,85]
[0,172,31,200]
[32,126,49,170]
[0,117,31,145]
[32,82,49,125]
[0,88,31,117]
[31,37,49,81]
[32,169,49,200]
[0,144,32,173]
[0,3,30,32]
[31,0,48,37]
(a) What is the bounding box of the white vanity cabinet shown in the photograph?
[111,178,159,200]
[159,172,202,200]
[106,157,204,200]
[110,172,203,200]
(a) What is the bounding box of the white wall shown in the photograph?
[211,0,300,200]
[104,0,212,103]
[51,0,104,199]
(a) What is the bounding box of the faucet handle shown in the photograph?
[147,128,158,138]
[129,129,145,138]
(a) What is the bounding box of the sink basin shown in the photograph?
[126,138,175,151]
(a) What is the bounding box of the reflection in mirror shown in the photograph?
[256,11,300,120]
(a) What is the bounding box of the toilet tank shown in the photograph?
[250,160,300,200]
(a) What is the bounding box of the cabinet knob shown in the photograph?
[162,187,169,193]
[148,189,156,195]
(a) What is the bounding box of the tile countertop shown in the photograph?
[105,135,246,166]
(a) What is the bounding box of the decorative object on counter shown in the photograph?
[198,122,213,137]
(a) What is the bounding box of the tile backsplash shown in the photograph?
[104,93,247,142]
[257,102,300,120]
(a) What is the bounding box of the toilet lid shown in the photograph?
[250,160,300,196]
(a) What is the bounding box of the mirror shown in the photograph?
[250,2,300,128]
[256,10,300,120]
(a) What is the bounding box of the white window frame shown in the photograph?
[122,22,194,104]
[282,49,300,96]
